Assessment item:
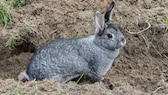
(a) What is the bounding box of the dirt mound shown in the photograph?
[0,0,168,94]
[0,79,150,95]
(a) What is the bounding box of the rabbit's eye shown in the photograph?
[107,34,113,38]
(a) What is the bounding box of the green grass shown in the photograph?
[0,2,11,27]
[5,35,22,49]
[12,0,27,7]
[76,73,84,84]
[166,18,168,29]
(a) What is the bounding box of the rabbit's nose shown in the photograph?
[120,37,126,44]
[121,37,125,42]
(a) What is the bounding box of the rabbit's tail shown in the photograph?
[18,70,30,81]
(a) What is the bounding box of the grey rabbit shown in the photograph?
[18,1,126,83]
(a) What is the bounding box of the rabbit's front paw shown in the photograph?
[91,75,104,83]
[98,81,104,86]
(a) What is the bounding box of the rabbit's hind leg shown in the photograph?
[86,71,104,83]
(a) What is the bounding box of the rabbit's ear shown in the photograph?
[95,11,105,34]
[104,1,115,23]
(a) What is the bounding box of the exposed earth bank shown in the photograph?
[0,0,168,94]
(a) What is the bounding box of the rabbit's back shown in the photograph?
[26,38,88,80]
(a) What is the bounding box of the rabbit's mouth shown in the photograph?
[121,40,126,47]
[117,40,126,49]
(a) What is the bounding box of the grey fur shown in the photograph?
[24,1,126,83]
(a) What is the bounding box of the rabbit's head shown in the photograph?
[94,1,126,50]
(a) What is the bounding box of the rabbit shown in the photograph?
[18,1,126,83]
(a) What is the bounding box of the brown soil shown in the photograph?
[0,0,168,95]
